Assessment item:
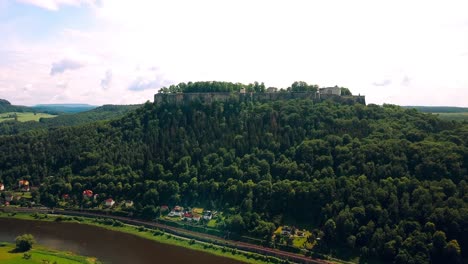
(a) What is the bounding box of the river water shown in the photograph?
[0,218,242,264]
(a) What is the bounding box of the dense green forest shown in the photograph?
[0,90,466,263]
[0,104,141,135]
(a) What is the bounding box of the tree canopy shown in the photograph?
[0,99,466,263]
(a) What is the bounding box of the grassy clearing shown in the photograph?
[0,242,98,264]
[0,112,56,122]
[433,112,468,121]
[0,212,282,264]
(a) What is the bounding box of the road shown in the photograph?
[4,207,331,264]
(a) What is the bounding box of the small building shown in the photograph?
[160,205,169,212]
[18,180,30,192]
[266,87,278,93]
[62,194,70,200]
[183,212,193,220]
[240,88,246,94]
[281,226,293,236]
[168,206,184,217]
[192,214,201,222]
[0,183,4,191]
[105,198,115,207]
[319,86,342,96]
[124,200,134,207]
[203,210,213,221]
[83,189,93,198]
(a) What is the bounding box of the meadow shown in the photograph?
[0,112,57,122]
[433,112,468,121]
[0,242,98,264]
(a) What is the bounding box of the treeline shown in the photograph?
[0,98,466,263]
[158,81,267,93]
[0,104,141,135]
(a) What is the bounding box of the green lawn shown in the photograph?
[0,112,57,122]
[12,192,32,199]
[0,243,98,264]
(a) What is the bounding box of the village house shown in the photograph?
[105,198,115,207]
[124,200,134,207]
[62,194,70,200]
[82,189,93,198]
[281,226,293,236]
[18,180,30,192]
[0,183,4,191]
[202,210,213,220]
[168,206,184,217]
[160,205,169,212]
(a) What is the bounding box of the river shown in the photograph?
[0,218,243,264]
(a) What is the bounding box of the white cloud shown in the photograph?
[50,58,85,75]
[373,80,392,87]
[16,0,94,11]
[2,0,468,106]
[100,69,112,90]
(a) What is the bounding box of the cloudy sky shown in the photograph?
[0,0,467,106]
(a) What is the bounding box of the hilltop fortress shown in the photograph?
[154,87,366,105]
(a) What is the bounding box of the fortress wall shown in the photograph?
[154,92,365,105]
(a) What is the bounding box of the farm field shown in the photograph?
[433,112,468,121]
[0,112,57,122]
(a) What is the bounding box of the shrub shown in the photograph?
[16,234,35,252]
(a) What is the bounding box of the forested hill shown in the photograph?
[0,99,34,113]
[0,104,142,135]
[0,99,467,263]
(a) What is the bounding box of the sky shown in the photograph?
[0,0,467,106]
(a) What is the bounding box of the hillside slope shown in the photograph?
[0,99,34,113]
[0,99,466,263]
[0,104,141,135]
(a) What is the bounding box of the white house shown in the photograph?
[0,183,4,191]
[105,198,115,207]
[203,210,213,221]
[125,200,134,207]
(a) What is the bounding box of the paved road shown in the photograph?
[4,207,330,264]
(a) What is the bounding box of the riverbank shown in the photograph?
[0,242,99,264]
[0,212,284,264]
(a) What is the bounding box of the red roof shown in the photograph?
[83,190,93,197]
[184,212,193,218]
[106,198,114,202]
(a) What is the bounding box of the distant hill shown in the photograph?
[0,104,142,135]
[32,104,97,114]
[0,99,34,113]
[403,106,468,121]
[403,106,468,113]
